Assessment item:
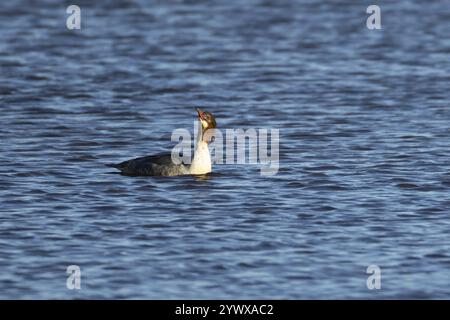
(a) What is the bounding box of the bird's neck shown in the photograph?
[189,140,211,175]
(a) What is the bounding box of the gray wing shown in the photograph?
[106,153,187,176]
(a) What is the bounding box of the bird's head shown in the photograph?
[196,107,217,132]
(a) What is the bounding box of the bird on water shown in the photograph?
[106,108,217,176]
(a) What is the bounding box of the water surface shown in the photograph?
[0,0,449,299]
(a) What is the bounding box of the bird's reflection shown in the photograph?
[194,173,212,181]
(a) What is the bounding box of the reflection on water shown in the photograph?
[194,174,213,182]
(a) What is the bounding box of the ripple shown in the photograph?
[396,183,420,189]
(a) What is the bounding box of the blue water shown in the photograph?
[0,0,449,299]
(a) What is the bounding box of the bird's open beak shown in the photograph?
[196,108,206,120]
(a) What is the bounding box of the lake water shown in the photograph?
[0,0,449,299]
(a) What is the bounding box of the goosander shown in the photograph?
[106,108,217,176]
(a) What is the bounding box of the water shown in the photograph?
[0,0,449,299]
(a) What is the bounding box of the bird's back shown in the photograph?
[107,153,187,176]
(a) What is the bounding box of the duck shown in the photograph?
[106,108,217,176]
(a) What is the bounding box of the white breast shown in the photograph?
[189,141,212,175]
